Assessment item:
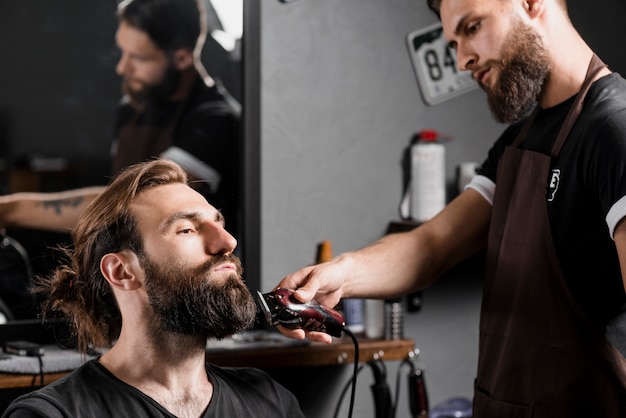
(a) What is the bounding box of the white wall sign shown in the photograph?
[407,23,477,106]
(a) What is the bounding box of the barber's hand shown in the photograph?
[275,256,351,343]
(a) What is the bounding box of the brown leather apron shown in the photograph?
[473,55,626,417]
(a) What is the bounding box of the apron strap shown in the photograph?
[510,54,607,153]
[551,54,607,157]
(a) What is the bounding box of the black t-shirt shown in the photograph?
[2,360,304,417]
[476,73,626,327]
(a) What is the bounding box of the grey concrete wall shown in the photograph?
[260,0,501,287]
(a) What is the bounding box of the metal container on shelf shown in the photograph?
[409,130,447,223]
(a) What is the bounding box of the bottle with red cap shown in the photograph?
[409,129,447,223]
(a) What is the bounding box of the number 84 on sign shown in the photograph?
[407,23,477,106]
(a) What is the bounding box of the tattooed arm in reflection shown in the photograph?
[0,187,105,233]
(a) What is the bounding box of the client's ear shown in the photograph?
[173,48,194,71]
[100,250,143,291]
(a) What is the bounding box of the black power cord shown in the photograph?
[331,327,362,418]
[333,362,367,418]
[0,229,36,321]
[334,348,429,418]
[394,349,429,418]
[341,327,360,418]
[333,349,394,418]
[368,357,394,418]
[0,230,35,286]
[30,353,45,387]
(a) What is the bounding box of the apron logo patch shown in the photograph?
[548,169,560,202]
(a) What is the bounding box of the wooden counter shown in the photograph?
[0,372,67,389]
[207,336,415,368]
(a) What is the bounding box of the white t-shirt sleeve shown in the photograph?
[465,174,495,206]
[606,195,626,240]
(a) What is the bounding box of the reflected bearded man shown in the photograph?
[0,0,241,250]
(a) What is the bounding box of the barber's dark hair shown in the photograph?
[36,159,188,353]
[426,0,443,18]
[117,0,201,51]
[426,0,568,19]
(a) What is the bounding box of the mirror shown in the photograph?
[0,0,259,322]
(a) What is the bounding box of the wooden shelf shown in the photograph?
[207,337,415,369]
[0,372,67,390]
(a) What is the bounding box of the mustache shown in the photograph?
[200,253,244,276]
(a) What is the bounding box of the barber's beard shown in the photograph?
[142,253,257,340]
[483,20,550,124]
[122,64,182,106]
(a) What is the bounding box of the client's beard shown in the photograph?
[143,253,257,340]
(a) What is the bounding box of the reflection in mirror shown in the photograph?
[201,0,243,103]
[0,0,245,323]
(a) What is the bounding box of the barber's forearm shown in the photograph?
[0,187,105,232]
[342,190,491,300]
[339,227,441,300]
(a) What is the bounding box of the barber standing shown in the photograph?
[277,0,626,416]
